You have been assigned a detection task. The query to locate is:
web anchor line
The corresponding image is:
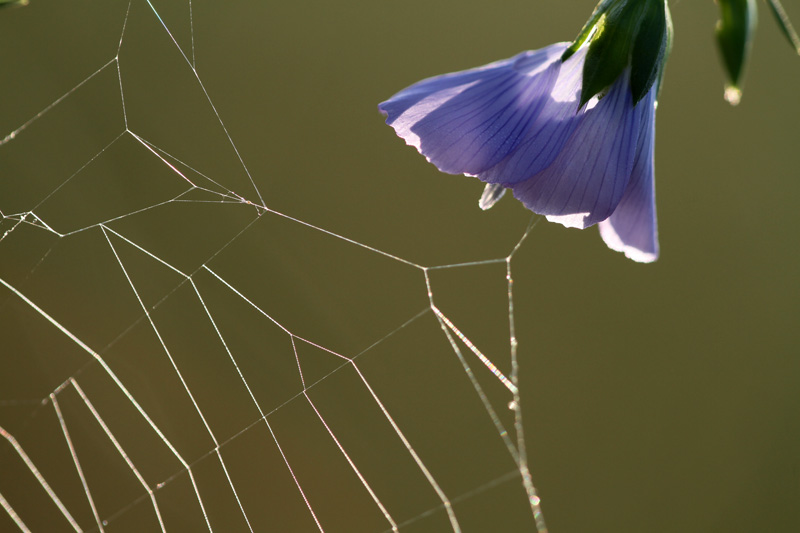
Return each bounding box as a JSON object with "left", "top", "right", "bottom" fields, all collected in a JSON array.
[{"left": 423, "top": 216, "right": 549, "bottom": 533}]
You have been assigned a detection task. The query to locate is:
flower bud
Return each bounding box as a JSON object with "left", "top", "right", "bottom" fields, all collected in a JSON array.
[{"left": 715, "top": 0, "right": 757, "bottom": 106}]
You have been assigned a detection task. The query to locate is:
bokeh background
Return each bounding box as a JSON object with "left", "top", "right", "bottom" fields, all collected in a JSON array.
[{"left": 0, "top": 1, "right": 798, "bottom": 532}]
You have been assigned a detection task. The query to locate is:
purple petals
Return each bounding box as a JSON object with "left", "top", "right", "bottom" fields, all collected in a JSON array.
[
  {"left": 379, "top": 44, "right": 567, "bottom": 176},
  {"left": 598, "top": 89, "right": 659, "bottom": 262},
  {"left": 478, "top": 47, "right": 587, "bottom": 185},
  {"left": 510, "top": 70, "right": 641, "bottom": 228},
  {"left": 379, "top": 41, "right": 663, "bottom": 261}
]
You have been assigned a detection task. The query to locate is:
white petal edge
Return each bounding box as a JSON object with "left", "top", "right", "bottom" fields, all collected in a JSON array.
[{"left": 598, "top": 219, "right": 658, "bottom": 263}]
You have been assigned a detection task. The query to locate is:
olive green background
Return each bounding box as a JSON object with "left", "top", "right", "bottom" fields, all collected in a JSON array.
[{"left": 0, "top": 1, "right": 798, "bottom": 532}]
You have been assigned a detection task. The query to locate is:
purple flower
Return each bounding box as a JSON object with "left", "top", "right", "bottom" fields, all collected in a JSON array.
[{"left": 379, "top": 42, "right": 660, "bottom": 263}]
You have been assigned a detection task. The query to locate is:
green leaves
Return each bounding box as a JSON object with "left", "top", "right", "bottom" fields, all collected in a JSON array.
[
  {"left": 565, "top": 0, "right": 797, "bottom": 109},
  {"left": 714, "top": 0, "right": 799, "bottom": 105},
  {"left": 630, "top": 0, "right": 670, "bottom": 104},
  {"left": 566, "top": 0, "right": 671, "bottom": 109},
  {"left": 562, "top": 0, "right": 616, "bottom": 62},
  {"left": 715, "top": 0, "right": 757, "bottom": 105},
  {"left": 579, "top": 3, "right": 640, "bottom": 109}
]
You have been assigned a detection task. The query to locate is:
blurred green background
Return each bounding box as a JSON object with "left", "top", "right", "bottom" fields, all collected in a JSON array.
[{"left": 0, "top": 1, "right": 798, "bottom": 532}]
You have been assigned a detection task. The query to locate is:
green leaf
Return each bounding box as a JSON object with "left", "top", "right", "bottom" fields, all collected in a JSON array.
[
  {"left": 766, "top": 0, "right": 800, "bottom": 55},
  {"left": 562, "top": 0, "right": 619, "bottom": 62},
  {"left": 715, "top": 0, "right": 757, "bottom": 93},
  {"left": 630, "top": 0, "right": 668, "bottom": 105},
  {"left": 579, "top": 0, "right": 643, "bottom": 108},
  {"left": 654, "top": 3, "right": 674, "bottom": 100}
]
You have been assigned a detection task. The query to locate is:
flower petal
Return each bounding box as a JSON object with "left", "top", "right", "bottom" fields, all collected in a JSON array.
[
  {"left": 509, "top": 69, "right": 642, "bottom": 229},
  {"left": 378, "top": 44, "right": 568, "bottom": 176},
  {"left": 478, "top": 46, "right": 588, "bottom": 185},
  {"left": 479, "top": 182, "right": 506, "bottom": 210},
  {"left": 598, "top": 89, "right": 659, "bottom": 262}
]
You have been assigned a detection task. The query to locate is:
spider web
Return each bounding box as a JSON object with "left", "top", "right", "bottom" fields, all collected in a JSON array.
[{"left": 0, "top": 1, "right": 553, "bottom": 531}]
